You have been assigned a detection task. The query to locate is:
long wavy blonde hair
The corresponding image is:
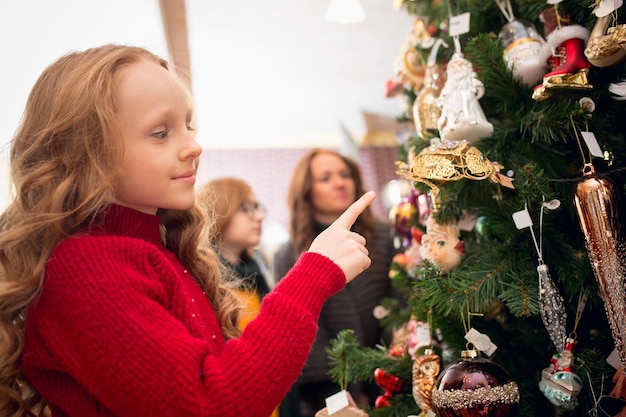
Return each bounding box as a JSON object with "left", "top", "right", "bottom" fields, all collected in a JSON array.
[{"left": 0, "top": 44, "right": 241, "bottom": 416}]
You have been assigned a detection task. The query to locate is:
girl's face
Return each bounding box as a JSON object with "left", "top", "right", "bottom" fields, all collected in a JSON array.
[
  {"left": 222, "top": 195, "right": 265, "bottom": 252},
  {"left": 310, "top": 153, "right": 356, "bottom": 224},
  {"left": 114, "top": 59, "right": 202, "bottom": 215}
]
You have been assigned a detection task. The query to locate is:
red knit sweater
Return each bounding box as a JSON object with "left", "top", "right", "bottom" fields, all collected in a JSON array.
[{"left": 23, "top": 205, "right": 346, "bottom": 417}]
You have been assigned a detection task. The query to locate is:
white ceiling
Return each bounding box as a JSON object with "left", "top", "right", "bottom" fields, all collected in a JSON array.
[{"left": 0, "top": 0, "right": 413, "bottom": 205}]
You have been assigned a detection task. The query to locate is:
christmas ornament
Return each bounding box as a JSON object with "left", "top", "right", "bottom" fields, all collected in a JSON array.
[
  {"left": 538, "top": 337, "right": 583, "bottom": 410},
  {"left": 412, "top": 348, "right": 441, "bottom": 416},
  {"left": 373, "top": 368, "right": 404, "bottom": 408},
  {"left": 413, "top": 38, "right": 447, "bottom": 138},
  {"left": 419, "top": 215, "right": 465, "bottom": 272},
  {"left": 584, "top": 1, "right": 626, "bottom": 67},
  {"left": 519, "top": 198, "right": 568, "bottom": 355},
  {"left": 574, "top": 163, "right": 626, "bottom": 373},
  {"left": 388, "top": 188, "right": 432, "bottom": 248},
  {"left": 437, "top": 49, "right": 493, "bottom": 143},
  {"left": 396, "top": 139, "right": 504, "bottom": 206},
  {"left": 532, "top": 24, "right": 593, "bottom": 100},
  {"left": 432, "top": 349, "right": 520, "bottom": 417},
  {"left": 495, "top": 0, "right": 547, "bottom": 87},
  {"left": 538, "top": 263, "right": 567, "bottom": 355},
  {"left": 394, "top": 18, "right": 433, "bottom": 90}
]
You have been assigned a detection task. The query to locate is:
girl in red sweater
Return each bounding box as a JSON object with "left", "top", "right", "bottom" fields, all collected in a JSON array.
[{"left": 0, "top": 44, "right": 373, "bottom": 417}]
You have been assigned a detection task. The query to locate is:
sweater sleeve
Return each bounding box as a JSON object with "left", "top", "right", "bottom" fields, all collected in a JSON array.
[{"left": 23, "top": 236, "right": 345, "bottom": 417}]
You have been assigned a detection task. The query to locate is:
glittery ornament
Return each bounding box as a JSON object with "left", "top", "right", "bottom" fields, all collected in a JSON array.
[
  {"left": 412, "top": 349, "right": 441, "bottom": 416},
  {"left": 584, "top": 1, "right": 626, "bottom": 68},
  {"left": 396, "top": 139, "right": 503, "bottom": 206},
  {"left": 573, "top": 163, "right": 626, "bottom": 373},
  {"left": 538, "top": 263, "right": 567, "bottom": 352},
  {"left": 432, "top": 349, "right": 519, "bottom": 417}
]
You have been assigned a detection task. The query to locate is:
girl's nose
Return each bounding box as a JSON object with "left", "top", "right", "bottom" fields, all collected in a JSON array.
[{"left": 181, "top": 133, "right": 202, "bottom": 160}]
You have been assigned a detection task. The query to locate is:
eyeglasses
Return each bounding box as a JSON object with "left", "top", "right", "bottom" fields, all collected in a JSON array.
[{"left": 238, "top": 201, "right": 266, "bottom": 218}]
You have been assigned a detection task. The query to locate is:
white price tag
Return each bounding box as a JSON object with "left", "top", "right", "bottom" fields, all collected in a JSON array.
[
  {"left": 581, "top": 131, "right": 604, "bottom": 158},
  {"left": 326, "top": 390, "right": 350, "bottom": 415},
  {"left": 415, "top": 323, "right": 432, "bottom": 349},
  {"left": 512, "top": 209, "right": 533, "bottom": 230},
  {"left": 607, "top": 348, "right": 622, "bottom": 370},
  {"left": 594, "top": 0, "right": 622, "bottom": 17},
  {"left": 546, "top": 0, "right": 563, "bottom": 4},
  {"left": 449, "top": 12, "right": 470, "bottom": 37},
  {"left": 465, "top": 328, "right": 498, "bottom": 356}
]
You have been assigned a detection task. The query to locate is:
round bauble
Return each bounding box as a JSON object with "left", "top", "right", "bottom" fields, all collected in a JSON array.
[{"left": 432, "top": 350, "right": 520, "bottom": 417}]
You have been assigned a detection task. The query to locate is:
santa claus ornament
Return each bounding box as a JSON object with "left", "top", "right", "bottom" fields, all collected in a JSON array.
[
  {"left": 538, "top": 337, "right": 583, "bottom": 410},
  {"left": 436, "top": 44, "right": 493, "bottom": 143},
  {"left": 432, "top": 349, "right": 520, "bottom": 417}
]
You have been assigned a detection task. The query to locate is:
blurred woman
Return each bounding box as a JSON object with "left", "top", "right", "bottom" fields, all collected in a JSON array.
[{"left": 275, "top": 149, "right": 399, "bottom": 417}]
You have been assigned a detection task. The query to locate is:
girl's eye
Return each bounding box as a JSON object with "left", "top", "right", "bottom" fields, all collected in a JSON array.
[
  {"left": 187, "top": 125, "right": 195, "bottom": 132},
  {"left": 152, "top": 130, "right": 168, "bottom": 139}
]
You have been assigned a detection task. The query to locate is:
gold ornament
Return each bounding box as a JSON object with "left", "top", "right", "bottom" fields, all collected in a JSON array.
[
  {"left": 394, "top": 19, "right": 433, "bottom": 90},
  {"left": 413, "top": 38, "right": 447, "bottom": 138},
  {"left": 573, "top": 163, "right": 626, "bottom": 374},
  {"left": 412, "top": 349, "right": 441, "bottom": 416},
  {"left": 396, "top": 139, "right": 503, "bottom": 206},
  {"left": 585, "top": 10, "right": 626, "bottom": 67}
]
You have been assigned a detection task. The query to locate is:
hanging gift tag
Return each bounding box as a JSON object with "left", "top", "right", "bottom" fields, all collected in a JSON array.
[
  {"left": 449, "top": 12, "right": 470, "bottom": 37},
  {"left": 512, "top": 208, "right": 533, "bottom": 230},
  {"left": 608, "top": 348, "right": 622, "bottom": 370},
  {"left": 594, "top": 0, "right": 622, "bottom": 17},
  {"left": 546, "top": 0, "right": 564, "bottom": 4},
  {"left": 465, "top": 328, "right": 498, "bottom": 356},
  {"left": 458, "top": 211, "right": 478, "bottom": 232},
  {"left": 415, "top": 322, "right": 433, "bottom": 349},
  {"left": 326, "top": 391, "right": 350, "bottom": 415},
  {"left": 581, "top": 131, "right": 604, "bottom": 157},
  {"left": 495, "top": 172, "right": 515, "bottom": 189}
]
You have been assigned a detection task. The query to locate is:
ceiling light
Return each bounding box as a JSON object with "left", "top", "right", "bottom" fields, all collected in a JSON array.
[{"left": 325, "top": 0, "right": 366, "bottom": 24}]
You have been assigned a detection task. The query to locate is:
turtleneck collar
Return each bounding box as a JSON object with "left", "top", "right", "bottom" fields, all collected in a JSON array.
[{"left": 90, "top": 204, "right": 163, "bottom": 246}]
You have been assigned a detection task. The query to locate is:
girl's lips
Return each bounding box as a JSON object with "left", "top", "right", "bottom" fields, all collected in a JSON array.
[{"left": 173, "top": 172, "right": 196, "bottom": 184}]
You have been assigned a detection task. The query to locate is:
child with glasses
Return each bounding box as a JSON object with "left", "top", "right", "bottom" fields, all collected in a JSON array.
[{"left": 197, "top": 177, "right": 273, "bottom": 330}]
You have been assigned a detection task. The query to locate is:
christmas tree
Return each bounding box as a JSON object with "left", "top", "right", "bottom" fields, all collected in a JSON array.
[{"left": 327, "top": 1, "right": 626, "bottom": 416}]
